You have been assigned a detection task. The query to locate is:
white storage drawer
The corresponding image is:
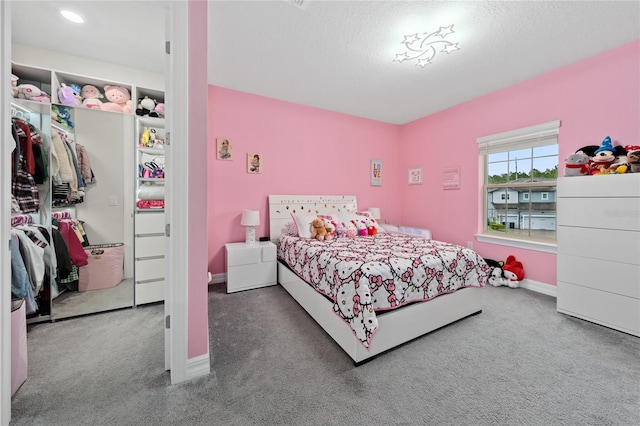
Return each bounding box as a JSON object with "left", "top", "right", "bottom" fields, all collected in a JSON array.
[
  {"left": 135, "top": 279, "right": 164, "bottom": 305},
  {"left": 557, "top": 281, "right": 640, "bottom": 336},
  {"left": 135, "top": 212, "right": 165, "bottom": 235},
  {"left": 226, "top": 242, "right": 276, "bottom": 266},
  {"left": 135, "top": 258, "right": 166, "bottom": 282},
  {"left": 557, "top": 226, "right": 640, "bottom": 265},
  {"left": 557, "top": 254, "right": 640, "bottom": 299},
  {"left": 135, "top": 235, "right": 165, "bottom": 258},
  {"left": 558, "top": 198, "right": 640, "bottom": 231},
  {"left": 227, "top": 263, "right": 277, "bottom": 292}
]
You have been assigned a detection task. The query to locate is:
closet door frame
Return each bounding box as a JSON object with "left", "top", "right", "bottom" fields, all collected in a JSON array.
[{"left": 1, "top": 2, "right": 13, "bottom": 424}]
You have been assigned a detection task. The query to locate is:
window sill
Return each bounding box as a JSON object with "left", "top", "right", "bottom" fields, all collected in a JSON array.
[{"left": 475, "top": 233, "right": 557, "bottom": 254}]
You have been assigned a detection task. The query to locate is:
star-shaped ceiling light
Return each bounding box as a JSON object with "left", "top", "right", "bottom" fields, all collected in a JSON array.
[{"left": 393, "top": 24, "right": 460, "bottom": 68}]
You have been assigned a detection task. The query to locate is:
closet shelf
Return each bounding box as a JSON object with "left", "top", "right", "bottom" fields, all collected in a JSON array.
[{"left": 138, "top": 178, "right": 165, "bottom": 183}]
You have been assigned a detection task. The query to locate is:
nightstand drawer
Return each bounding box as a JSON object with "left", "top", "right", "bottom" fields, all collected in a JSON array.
[
  {"left": 227, "top": 263, "right": 277, "bottom": 292},
  {"left": 226, "top": 242, "right": 276, "bottom": 266}
]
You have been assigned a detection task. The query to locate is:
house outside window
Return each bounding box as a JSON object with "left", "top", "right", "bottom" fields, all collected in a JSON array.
[{"left": 477, "top": 121, "right": 559, "bottom": 245}]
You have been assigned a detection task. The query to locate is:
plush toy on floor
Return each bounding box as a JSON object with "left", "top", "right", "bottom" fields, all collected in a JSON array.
[
  {"left": 502, "top": 255, "right": 524, "bottom": 288},
  {"left": 484, "top": 258, "right": 508, "bottom": 287},
  {"left": 310, "top": 218, "right": 330, "bottom": 241}
]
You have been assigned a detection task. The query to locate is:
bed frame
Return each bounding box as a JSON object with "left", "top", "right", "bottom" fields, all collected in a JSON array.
[{"left": 269, "top": 195, "right": 483, "bottom": 364}]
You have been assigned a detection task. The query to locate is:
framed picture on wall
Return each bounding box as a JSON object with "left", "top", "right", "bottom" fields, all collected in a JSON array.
[
  {"left": 216, "top": 138, "right": 233, "bottom": 160},
  {"left": 247, "top": 153, "right": 262, "bottom": 174},
  {"left": 370, "top": 160, "right": 382, "bottom": 186},
  {"left": 408, "top": 167, "right": 423, "bottom": 185}
]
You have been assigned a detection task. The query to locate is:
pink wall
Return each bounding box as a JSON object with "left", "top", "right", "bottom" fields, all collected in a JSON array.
[
  {"left": 187, "top": 0, "right": 209, "bottom": 358},
  {"left": 401, "top": 39, "right": 640, "bottom": 285},
  {"left": 207, "top": 40, "right": 639, "bottom": 286},
  {"left": 207, "top": 87, "right": 402, "bottom": 274}
]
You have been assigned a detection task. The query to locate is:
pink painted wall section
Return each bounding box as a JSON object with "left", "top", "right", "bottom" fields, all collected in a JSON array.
[
  {"left": 207, "top": 87, "right": 402, "bottom": 275},
  {"left": 401, "top": 39, "right": 640, "bottom": 286},
  {"left": 187, "top": 0, "right": 209, "bottom": 359}
]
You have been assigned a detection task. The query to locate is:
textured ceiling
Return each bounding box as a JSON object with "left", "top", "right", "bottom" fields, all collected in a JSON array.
[{"left": 11, "top": 1, "right": 640, "bottom": 125}]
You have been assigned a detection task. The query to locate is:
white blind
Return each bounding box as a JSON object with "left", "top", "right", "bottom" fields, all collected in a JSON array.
[{"left": 477, "top": 120, "right": 560, "bottom": 155}]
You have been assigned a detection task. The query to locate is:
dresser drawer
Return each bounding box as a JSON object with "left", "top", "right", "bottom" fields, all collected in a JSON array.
[
  {"left": 557, "top": 254, "right": 640, "bottom": 298},
  {"left": 135, "top": 212, "right": 165, "bottom": 235},
  {"left": 557, "top": 197, "right": 640, "bottom": 231},
  {"left": 135, "top": 258, "right": 165, "bottom": 282},
  {"left": 558, "top": 281, "right": 640, "bottom": 336},
  {"left": 557, "top": 226, "right": 640, "bottom": 265},
  {"left": 135, "top": 235, "right": 165, "bottom": 258},
  {"left": 135, "top": 279, "right": 164, "bottom": 305}
]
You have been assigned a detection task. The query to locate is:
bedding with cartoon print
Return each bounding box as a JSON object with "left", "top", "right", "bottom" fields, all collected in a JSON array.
[{"left": 278, "top": 233, "right": 490, "bottom": 349}]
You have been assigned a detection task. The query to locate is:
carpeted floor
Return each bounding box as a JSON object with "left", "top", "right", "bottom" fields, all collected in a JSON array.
[{"left": 10, "top": 284, "right": 640, "bottom": 426}]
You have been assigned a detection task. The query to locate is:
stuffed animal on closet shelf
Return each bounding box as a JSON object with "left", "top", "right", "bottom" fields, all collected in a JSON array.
[
  {"left": 136, "top": 96, "right": 157, "bottom": 117},
  {"left": 80, "top": 85, "right": 104, "bottom": 110},
  {"left": 101, "top": 85, "right": 132, "bottom": 113},
  {"left": 10, "top": 74, "right": 19, "bottom": 98},
  {"left": 58, "top": 83, "right": 82, "bottom": 106},
  {"left": 16, "top": 84, "right": 50, "bottom": 103},
  {"left": 153, "top": 102, "right": 165, "bottom": 118},
  {"left": 310, "top": 217, "right": 330, "bottom": 241}
]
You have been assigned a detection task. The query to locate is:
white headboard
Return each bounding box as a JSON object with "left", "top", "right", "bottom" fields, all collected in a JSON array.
[{"left": 268, "top": 195, "right": 358, "bottom": 242}]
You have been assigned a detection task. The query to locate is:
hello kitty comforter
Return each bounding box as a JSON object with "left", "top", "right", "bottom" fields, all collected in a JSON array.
[{"left": 277, "top": 232, "right": 490, "bottom": 349}]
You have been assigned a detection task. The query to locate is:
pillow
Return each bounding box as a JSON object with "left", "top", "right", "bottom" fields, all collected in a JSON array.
[
  {"left": 282, "top": 221, "right": 298, "bottom": 236},
  {"left": 337, "top": 211, "right": 385, "bottom": 233},
  {"left": 290, "top": 212, "right": 337, "bottom": 238}
]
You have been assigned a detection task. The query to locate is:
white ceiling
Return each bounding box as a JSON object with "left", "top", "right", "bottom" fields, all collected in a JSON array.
[{"left": 11, "top": 1, "right": 640, "bottom": 125}]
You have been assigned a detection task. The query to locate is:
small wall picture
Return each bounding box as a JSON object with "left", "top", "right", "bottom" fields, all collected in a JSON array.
[
  {"left": 216, "top": 138, "right": 233, "bottom": 160},
  {"left": 247, "top": 152, "right": 262, "bottom": 174},
  {"left": 370, "top": 159, "right": 382, "bottom": 186},
  {"left": 408, "top": 167, "right": 423, "bottom": 185}
]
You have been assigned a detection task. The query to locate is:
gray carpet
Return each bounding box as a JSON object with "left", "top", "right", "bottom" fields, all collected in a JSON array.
[
  {"left": 52, "top": 278, "right": 134, "bottom": 320},
  {"left": 10, "top": 284, "right": 640, "bottom": 426}
]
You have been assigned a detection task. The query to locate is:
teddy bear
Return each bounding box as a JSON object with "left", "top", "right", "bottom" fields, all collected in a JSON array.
[
  {"left": 564, "top": 152, "right": 590, "bottom": 177},
  {"left": 310, "top": 217, "right": 330, "bottom": 241},
  {"left": 625, "top": 146, "right": 640, "bottom": 173},
  {"left": 101, "top": 85, "right": 133, "bottom": 113},
  {"left": 80, "top": 84, "right": 104, "bottom": 109}
]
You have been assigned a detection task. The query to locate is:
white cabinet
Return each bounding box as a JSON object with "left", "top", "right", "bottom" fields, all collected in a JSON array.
[
  {"left": 225, "top": 242, "right": 277, "bottom": 293},
  {"left": 556, "top": 174, "right": 640, "bottom": 336}
]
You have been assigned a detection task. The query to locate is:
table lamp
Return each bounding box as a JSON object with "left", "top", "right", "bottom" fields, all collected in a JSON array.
[{"left": 241, "top": 210, "right": 260, "bottom": 243}]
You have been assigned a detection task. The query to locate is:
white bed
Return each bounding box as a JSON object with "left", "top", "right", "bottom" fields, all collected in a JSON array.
[{"left": 269, "top": 195, "right": 486, "bottom": 364}]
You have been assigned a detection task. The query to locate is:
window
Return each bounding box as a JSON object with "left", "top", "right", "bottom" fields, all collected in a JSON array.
[{"left": 478, "top": 120, "right": 559, "bottom": 245}]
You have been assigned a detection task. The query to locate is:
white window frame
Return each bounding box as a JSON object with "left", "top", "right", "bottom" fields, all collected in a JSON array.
[
  {"left": 522, "top": 192, "right": 530, "bottom": 201},
  {"left": 476, "top": 120, "right": 560, "bottom": 253},
  {"left": 541, "top": 192, "right": 549, "bottom": 201}
]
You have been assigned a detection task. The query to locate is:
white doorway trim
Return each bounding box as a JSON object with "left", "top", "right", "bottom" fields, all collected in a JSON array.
[{"left": 1, "top": 1, "right": 12, "bottom": 423}]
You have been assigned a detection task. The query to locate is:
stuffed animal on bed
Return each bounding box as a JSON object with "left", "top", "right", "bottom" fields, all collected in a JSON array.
[
  {"left": 310, "top": 217, "right": 330, "bottom": 241},
  {"left": 345, "top": 221, "right": 357, "bottom": 238}
]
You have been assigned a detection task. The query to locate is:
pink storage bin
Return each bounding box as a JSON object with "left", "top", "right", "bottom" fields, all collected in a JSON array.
[
  {"left": 12, "top": 299, "right": 27, "bottom": 396},
  {"left": 78, "top": 243, "right": 124, "bottom": 291}
]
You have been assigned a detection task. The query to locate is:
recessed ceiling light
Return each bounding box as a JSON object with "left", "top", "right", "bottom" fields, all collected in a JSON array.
[{"left": 60, "top": 10, "right": 84, "bottom": 24}]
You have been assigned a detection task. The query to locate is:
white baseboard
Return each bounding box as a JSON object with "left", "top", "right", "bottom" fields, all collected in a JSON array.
[
  {"left": 208, "top": 272, "right": 226, "bottom": 285},
  {"left": 519, "top": 279, "right": 557, "bottom": 297},
  {"left": 186, "top": 353, "right": 210, "bottom": 380}
]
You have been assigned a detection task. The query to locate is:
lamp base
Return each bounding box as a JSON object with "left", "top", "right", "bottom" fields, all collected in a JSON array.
[{"left": 245, "top": 226, "right": 256, "bottom": 244}]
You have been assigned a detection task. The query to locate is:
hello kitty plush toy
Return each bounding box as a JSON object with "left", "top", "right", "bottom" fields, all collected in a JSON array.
[
  {"left": 345, "top": 221, "right": 357, "bottom": 238},
  {"left": 354, "top": 220, "right": 368, "bottom": 236},
  {"left": 334, "top": 222, "right": 346, "bottom": 238}
]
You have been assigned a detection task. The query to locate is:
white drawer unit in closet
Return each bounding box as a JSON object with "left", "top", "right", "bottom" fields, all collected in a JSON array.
[
  {"left": 225, "top": 241, "right": 277, "bottom": 293},
  {"left": 134, "top": 212, "right": 166, "bottom": 304},
  {"left": 556, "top": 174, "right": 640, "bottom": 337}
]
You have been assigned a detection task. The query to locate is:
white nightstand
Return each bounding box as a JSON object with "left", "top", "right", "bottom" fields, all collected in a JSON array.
[{"left": 225, "top": 241, "right": 277, "bottom": 293}]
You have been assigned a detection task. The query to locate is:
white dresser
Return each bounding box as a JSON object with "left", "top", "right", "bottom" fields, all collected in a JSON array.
[
  {"left": 225, "top": 241, "right": 277, "bottom": 293},
  {"left": 556, "top": 174, "right": 640, "bottom": 336},
  {"left": 134, "top": 212, "right": 166, "bottom": 304}
]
